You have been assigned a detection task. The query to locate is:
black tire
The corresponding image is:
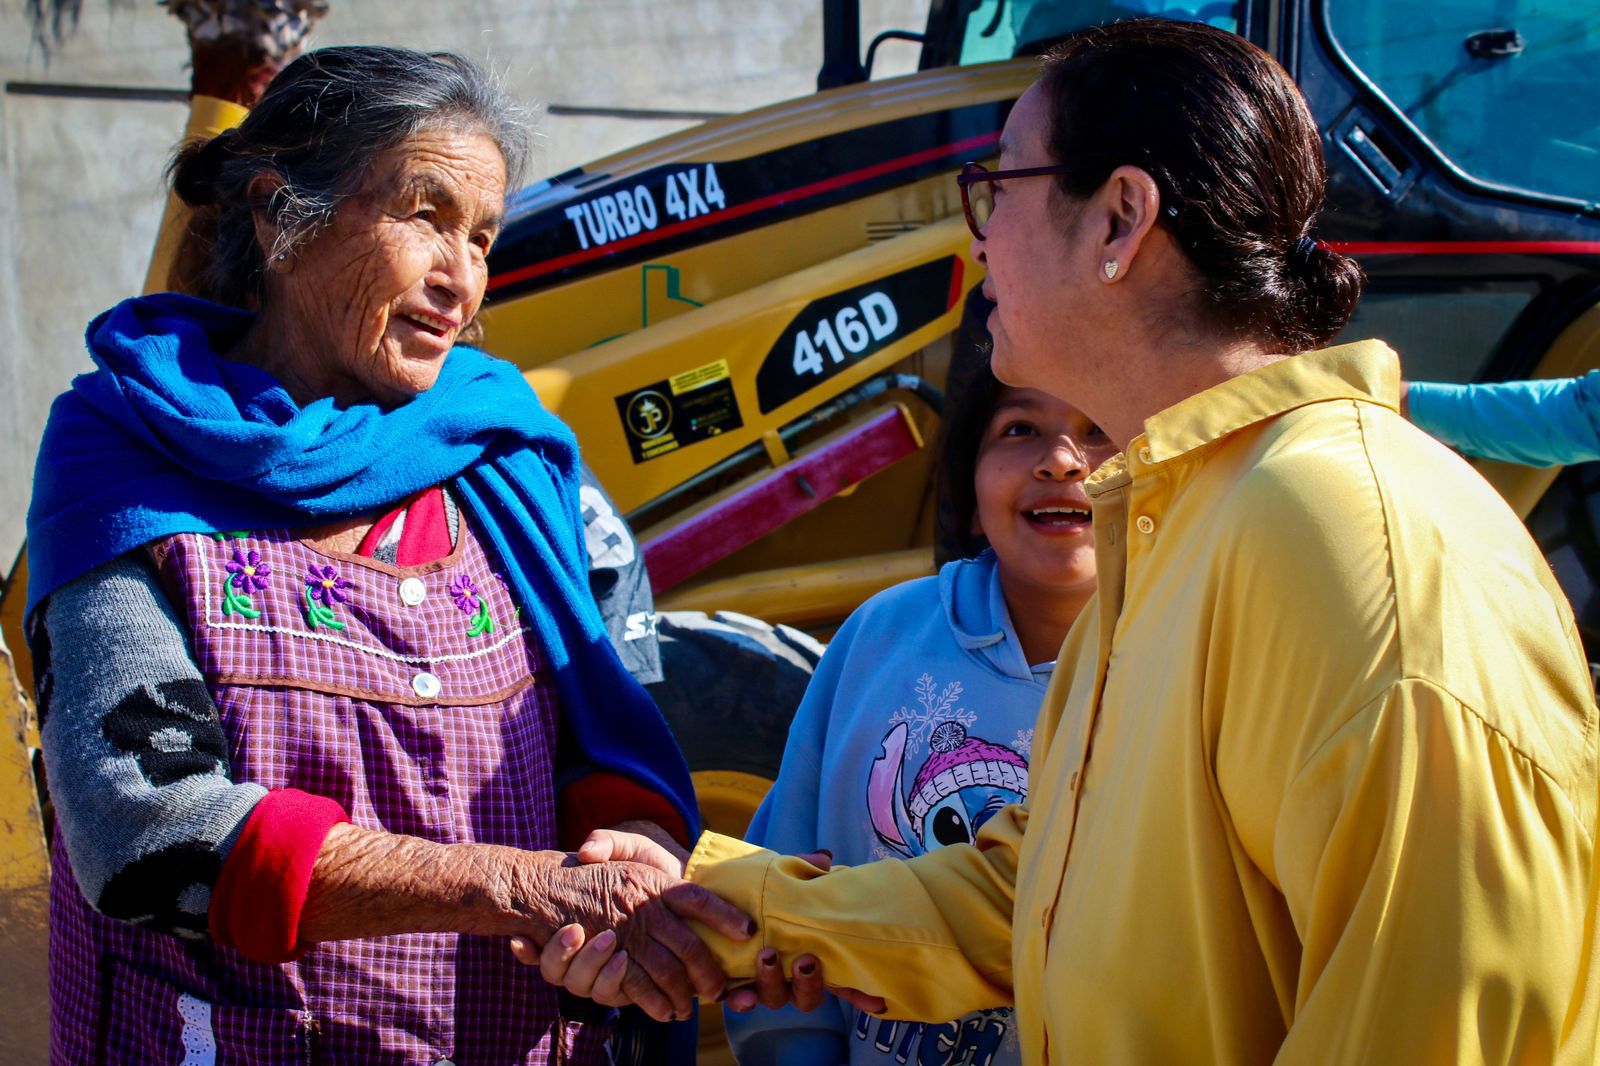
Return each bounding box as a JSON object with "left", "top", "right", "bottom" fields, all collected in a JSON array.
[{"left": 646, "top": 610, "right": 823, "bottom": 818}]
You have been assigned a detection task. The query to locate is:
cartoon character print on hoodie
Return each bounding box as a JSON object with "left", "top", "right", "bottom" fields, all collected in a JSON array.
[
  {"left": 868, "top": 690, "right": 1029, "bottom": 859},
  {"left": 856, "top": 681, "right": 1029, "bottom": 1065},
  {"left": 725, "top": 550, "right": 1042, "bottom": 1066}
]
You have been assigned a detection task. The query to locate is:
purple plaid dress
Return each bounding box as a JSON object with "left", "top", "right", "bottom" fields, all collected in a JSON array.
[{"left": 49, "top": 520, "right": 612, "bottom": 1064}]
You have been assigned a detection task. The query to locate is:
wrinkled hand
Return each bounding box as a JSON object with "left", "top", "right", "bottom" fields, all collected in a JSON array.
[
  {"left": 564, "top": 837, "right": 889, "bottom": 1017},
  {"left": 514, "top": 854, "right": 752, "bottom": 1023}
]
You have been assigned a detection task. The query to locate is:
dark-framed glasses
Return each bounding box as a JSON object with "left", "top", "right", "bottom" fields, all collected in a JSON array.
[{"left": 955, "top": 160, "right": 1074, "bottom": 240}]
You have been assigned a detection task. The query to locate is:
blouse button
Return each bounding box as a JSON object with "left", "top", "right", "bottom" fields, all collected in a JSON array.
[
  {"left": 412, "top": 671, "right": 442, "bottom": 700},
  {"left": 399, "top": 577, "right": 427, "bottom": 606},
  {"left": 1135, "top": 514, "right": 1156, "bottom": 535},
  {"left": 1138, "top": 446, "right": 1152, "bottom": 464}
]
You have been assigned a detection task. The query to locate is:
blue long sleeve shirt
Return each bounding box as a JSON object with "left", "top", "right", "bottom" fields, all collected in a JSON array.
[
  {"left": 723, "top": 550, "right": 1046, "bottom": 1066},
  {"left": 1408, "top": 372, "right": 1600, "bottom": 466}
]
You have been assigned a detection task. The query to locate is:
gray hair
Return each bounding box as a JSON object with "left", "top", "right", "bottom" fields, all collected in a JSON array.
[{"left": 170, "top": 45, "right": 530, "bottom": 308}]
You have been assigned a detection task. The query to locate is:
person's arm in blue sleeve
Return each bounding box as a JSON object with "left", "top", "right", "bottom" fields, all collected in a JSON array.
[
  {"left": 1406, "top": 371, "right": 1600, "bottom": 466},
  {"left": 722, "top": 615, "right": 865, "bottom": 1066}
]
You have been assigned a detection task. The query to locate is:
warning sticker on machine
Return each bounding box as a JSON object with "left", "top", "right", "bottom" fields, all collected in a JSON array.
[{"left": 616, "top": 359, "right": 743, "bottom": 463}]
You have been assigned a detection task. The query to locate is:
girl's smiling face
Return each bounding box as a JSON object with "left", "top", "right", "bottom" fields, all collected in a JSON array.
[{"left": 973, "top": 385, "right": 1115, "bottom": 618}]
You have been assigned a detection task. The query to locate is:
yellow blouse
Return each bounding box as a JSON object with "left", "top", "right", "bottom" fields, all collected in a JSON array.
[{"left": 689, "top": 340, "right": 1600, "bottom": 1064}]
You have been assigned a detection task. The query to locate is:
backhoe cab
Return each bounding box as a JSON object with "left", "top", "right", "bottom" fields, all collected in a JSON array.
[{"left": 477, "top": 0, "right": 1599, "bottom": 638}]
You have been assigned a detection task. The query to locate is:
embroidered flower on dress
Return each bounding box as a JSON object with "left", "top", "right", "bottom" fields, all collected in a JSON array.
[
  {"left": 306, "top": 564, "right": 352, "bottom": 606},
  {"left": 225, "top": 549, "right": 271, "bottom": 591},
  {"left": 219, "top": 547, "right": 268, "bottom": 619},
  {"left": 450, "top": 573, "right": 497, "bottom": 637},
  {"left": 450, "top": 574, "right": 480, "bottom": 612},
  {"left": 301, "top": 564, "right": 350, "bottom": 631}
]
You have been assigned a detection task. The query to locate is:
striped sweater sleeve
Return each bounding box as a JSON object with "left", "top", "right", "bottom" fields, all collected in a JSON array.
[{"left": 28, "top": 551, "right": 267, "bottom": 939}]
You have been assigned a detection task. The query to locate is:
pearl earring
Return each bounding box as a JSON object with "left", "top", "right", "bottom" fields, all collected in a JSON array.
[{"left": 1103, "top": 259, "right": 1119, "bottom": 280}]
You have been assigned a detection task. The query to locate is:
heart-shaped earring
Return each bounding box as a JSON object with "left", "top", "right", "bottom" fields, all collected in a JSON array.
[{"left": 1103, "top": 259, "right": 1119, "bottom": 280}]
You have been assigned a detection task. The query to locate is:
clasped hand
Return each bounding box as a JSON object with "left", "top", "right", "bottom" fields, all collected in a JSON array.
[{"left": 509, "top": 829, "right": 887, "bottom": 1021}]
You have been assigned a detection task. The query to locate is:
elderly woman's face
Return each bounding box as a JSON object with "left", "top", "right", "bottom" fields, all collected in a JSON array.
[{"left": 272, "top": 127, "right": 506, "bottom": 406}]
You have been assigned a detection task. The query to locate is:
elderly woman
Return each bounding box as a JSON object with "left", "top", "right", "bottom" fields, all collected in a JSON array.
[
  {"left": 564, "top": 19, "right": 1600, "bottom": 1064},
  {"left": 24, "top": 46, "right": 751, "bottom": 1064}
]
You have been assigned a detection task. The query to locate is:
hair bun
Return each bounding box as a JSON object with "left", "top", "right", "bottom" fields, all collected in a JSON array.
[
  {"left": 170, "top": 130, "right": 238, "bottom": 208},
  {"left": 1287, "top": 236, "right": 1319, "bottom": 273},
  {"left": 1286, "top": 236, "right": 1364, "bottom": 348}
]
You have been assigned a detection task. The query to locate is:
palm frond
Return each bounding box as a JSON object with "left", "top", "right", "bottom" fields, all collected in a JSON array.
[
  {"left": 160, "top": 0, "right": 330, "bottom": 61},
  {"left": 24, "top": 0, "right": 328, "bottom": 63},
  {"left": 26, "top": 0, "right": 84, "bottom": 62}
]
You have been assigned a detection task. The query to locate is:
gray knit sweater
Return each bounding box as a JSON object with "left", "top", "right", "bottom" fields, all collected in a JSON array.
[{"left": 29, "top": 551, "right": 263, "bottom": 939}]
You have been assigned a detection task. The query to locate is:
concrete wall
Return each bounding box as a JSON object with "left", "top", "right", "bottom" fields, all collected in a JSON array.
[{"left": 0, "top": 0, "right": 927, "bottom": 568}]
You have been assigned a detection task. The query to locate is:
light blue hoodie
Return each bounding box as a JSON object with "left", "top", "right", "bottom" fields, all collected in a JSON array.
[
  {"left": 1408, "top": 371, "right": 1600, "bottom": 467},
  {"left": 724, "top": 550, "right": 1049, "bottom": 1066}
]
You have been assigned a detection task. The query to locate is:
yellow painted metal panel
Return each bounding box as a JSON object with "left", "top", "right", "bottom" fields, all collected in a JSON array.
[
  {"left": 480, "top": 175, "right": 979, "bottom": 366},
  {"left": 524, "top": 215, "right": 979, "bottom": 514},
  {"left": 2, "top": 551, "right": 31, "bottom": 699},
  {"left": 655, "top": 547, "right": 936, "bottom": 630},
  {"left": 142, "top": 95, "right": 251, "bottom": 296},
  {"left": 0, "top": 553, "right": 49, "bottom": 1065},
  {"left": 479, "top": 63, "right": 1030, "bottom": 368}
]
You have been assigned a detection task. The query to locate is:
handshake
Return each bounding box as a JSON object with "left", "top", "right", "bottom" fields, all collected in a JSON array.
[{"left": 506, "top": 826, "right": 886, "bottom": 1023}]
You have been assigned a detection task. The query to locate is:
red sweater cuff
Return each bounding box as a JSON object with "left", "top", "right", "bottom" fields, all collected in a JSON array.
[
  {"left": 558, "top": 772, "right": 690, "bottom": 850},
  {"left": 210, "top": 789, "right": 349, "bottom": 964}
]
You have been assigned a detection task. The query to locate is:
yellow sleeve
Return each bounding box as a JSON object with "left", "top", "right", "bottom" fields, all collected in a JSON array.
[
  {"left": 686, "top": 800, "right": 1024, "bottom": 1021},
  {"left": 1265, "top": 678, "right": 1595, "bottom": 1063}
]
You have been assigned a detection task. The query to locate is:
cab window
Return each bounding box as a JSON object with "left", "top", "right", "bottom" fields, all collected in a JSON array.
[
  {"left": 1337, "top": 281, "right": 1543, "bottom": 382},
  {"left": 956, "top": 0, "right": 1241, "bottom": 64},
  {"left": 1326, "top": 0, "right": 1599, "bottom": 204}
]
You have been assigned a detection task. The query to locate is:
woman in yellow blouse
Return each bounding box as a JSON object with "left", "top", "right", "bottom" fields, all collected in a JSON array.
[{"left": 553, "top": 19, "right": 1600, "bottom": 1064}]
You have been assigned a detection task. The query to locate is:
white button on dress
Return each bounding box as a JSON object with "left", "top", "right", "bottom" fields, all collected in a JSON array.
[
  {"left": 399, "top": 577, "right": 427, "bottom": 606},
  {"left": 1135, "top": 514, "right": 1156, "bottom": 534},
  {"left": 412, "top": 671, "right": 442, "bottom": 699}
]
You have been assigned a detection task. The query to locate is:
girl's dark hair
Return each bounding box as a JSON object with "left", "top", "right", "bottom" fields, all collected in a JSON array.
[
  {"left": 935, "top": 298, "right": 1006, "bottom": 563},
  {"left": 168, "top": 45, "right": 529, "bottom": 308},
  {"left": 1039, "top": 19, "right": 1362, "bottom": 350}
]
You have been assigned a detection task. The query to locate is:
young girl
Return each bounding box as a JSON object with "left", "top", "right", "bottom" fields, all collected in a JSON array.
[{"left": 722, "top": 359, "right": 1116, "bottom": 1066}]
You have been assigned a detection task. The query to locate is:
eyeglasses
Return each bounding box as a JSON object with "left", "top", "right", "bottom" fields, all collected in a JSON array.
[{"left": 955, "top": 160, "right": 1074, "bottom": 240}]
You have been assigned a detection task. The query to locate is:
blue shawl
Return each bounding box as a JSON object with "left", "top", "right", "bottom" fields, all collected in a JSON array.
[{"left": 27, "top": 292, "right": 698, "bottom": 837}]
